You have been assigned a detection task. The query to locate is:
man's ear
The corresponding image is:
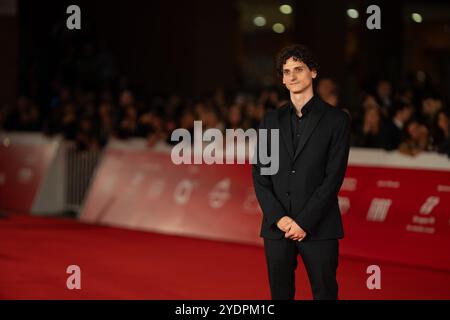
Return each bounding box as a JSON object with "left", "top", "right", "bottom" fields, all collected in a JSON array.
[{"left": 311, "top": 69, "right": 318, "bottom": 79}]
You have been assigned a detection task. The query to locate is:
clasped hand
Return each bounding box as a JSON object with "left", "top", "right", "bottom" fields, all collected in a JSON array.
[{"left": 276, "top": 216, "right": 306, "bottom": 242}]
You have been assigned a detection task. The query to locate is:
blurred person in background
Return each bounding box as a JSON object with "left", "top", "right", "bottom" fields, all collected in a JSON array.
[
  {"left": 254, "top": 102, "right": 266, "bottom": 122},
  {"left": 362, "top": 94, "right": 380, "bottom": 111},
  {"left": 242, "top": 99, "right": 260, "bottom": 129},
  {"left": 351, "top": 94, "right": 380, "bottom": 133},
  {"left": 200, "top": 105, "right": 224, "bottom": 131},
  {"left": 116, "top": 105, "right": 138, "bottom": 139},
  {"left": 4, "top": 96, "right": 41, "bottom": 132},
  {"left": 267, "top": 88, "right": 281, "bottom": 109},
  {"left": 118, "top": 89, "right": 135, "bottom": 110},
  {"left": 225, "top": 104, "right": 243, "bottom": 130},
  {"left": 353, "top": 105, "right": 383, "bottom": 148},
  {"left": 396, "top": 87, "right": 414, "bottom": 105},
  {"left": 193, "top": 99, "right": 207, "bottom": 120},
  {"left": 76, "top": 116, "right": 100, "bottom": 151},
  {"left": 379, "top": 102, "right": 414, "bottom": 150},
  {"left": 213, "top": 88, "right": 227, "bottom": 117},
  {"left": 375, "top": 80, "right": 394, "bottom": 117},
  {"left": 421, "top": 93, "right": 443, "bottom": 128},
  {"left": 431, "top": 109, "right": 450, "bottom": 156},
  {"left": 49, "top": 86, "right": 72, "bottom": 110},
  {"left": 178, "top": 109, "right": 196, "bottom": 135},
  {"left": 98, "top": 101, "right": 115, "bottom": 146},
  {"left": 398, "top": 119, "right": 431, "bottom": 156},
  {"left": 146, "top": 114, "right": 168, "bottom": 149},
  {"left": 258, "top": 87, "right": 281, "bottom": 110},
  {"left": 60, "top": 103, "right": 78, "bottom": 140},
  {"left": 136, "top": 110, "right": 155, "bottom": 138},
  {"left": 316, "top": 78, "right": 338, "bottom": 107}
]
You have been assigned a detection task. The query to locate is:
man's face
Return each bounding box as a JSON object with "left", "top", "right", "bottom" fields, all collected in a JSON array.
[{"left": 282, "top": 57, "right": 317, "bottom": 94}]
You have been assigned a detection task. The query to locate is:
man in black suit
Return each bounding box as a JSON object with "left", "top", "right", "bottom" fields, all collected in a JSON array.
[{"left": 252, "top": 44, "right": 351, "bottom": 300}]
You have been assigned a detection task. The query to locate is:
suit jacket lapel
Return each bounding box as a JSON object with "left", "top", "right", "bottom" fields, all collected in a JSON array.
[
  {"left": 293, "top": 98, "right": 326, "bottom": 160},
  {"left": 278, "top": 105, "right": 294, "bottom": 159}
]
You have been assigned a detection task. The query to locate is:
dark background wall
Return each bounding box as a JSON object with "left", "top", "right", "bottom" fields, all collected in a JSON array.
[
  {"left": 16, "top": 0, "right": 239, "bottom": 101},
  {"left": 5, "top": 0, "right": 450, "bottom": 109},
  {"left": 0, "top": 2, "right": 18, "bottom": 108}
]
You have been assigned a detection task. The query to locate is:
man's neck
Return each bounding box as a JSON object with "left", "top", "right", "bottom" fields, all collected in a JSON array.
[{"left": 290, "top": 89, "right": 314, "bottom": 116}]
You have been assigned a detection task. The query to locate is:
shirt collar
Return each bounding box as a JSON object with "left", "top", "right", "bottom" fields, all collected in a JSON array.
[{"left": 290, "top": 95, "right": 315, "bottom": 117}]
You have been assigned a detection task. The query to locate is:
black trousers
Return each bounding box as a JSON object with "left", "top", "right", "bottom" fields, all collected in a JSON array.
[{"left": 263, "top": 237, "right": 339, "bottom": 300}]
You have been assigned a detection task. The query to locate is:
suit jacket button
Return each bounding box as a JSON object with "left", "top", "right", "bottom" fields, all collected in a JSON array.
[
  {"left": 286, "top": 192, "right": 290, "bottom": 196},
  {"left": 291, "top": 170, "right": 296, "bottom": 174}
]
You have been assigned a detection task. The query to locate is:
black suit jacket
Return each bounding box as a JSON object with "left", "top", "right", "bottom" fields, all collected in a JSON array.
[{"left": 252, "top": 96, "right": 351, "bottom": 241}]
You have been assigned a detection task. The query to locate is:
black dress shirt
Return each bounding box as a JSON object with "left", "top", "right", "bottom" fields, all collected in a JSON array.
[{"left": 290, "top": 96, "right": 314, "bottom": 151}]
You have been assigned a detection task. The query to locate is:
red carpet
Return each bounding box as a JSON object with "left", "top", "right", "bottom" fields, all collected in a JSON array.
[{"left": 1, "top": 214, "right": 450, "bottom": 300}]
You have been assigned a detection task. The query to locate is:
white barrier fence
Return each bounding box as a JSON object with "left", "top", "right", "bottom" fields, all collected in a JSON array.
[
  {"left": 65, "top": 143, "right": 102, "bottom": 212},
  {"left": 0, "top": 132, "right": 102, "bottom": 215},
  {"left": 1, "top": 132, "right": 449, "bottom": 216}
]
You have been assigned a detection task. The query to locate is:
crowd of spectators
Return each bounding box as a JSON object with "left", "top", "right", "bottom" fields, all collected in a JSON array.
[
  {"left": 350, "top": 80, "right": 450, "bottom": 157},
  {"left": 1, "top": 42, "right": 449, "bottom": 157}
]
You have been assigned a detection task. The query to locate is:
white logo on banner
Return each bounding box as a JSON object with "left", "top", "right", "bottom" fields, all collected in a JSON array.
[
  {"left": 174, "top": 179, "right": 196, "bottom": 205},
  {"left": 419, "top": 196, "right": 440, "bottom": 215},
  {"left": 147, "top": 178, "right": 166, "bottom": 199},
  {"left": 412, "top": 216, "right": 435, "bottom": 225},
  {"left": 437, "top": 185, "right": 450, "bottom": 192},
  {"left": 338, "top": 196, "right": 350, "bottom": 214},
  {"left": 406, "top": 196, "right": 439, "bottom": 234},
  {"left": 376, "top": 180, "right": 400, "bottom": 188},
  {"left": 341, "top": 177, "right": 357, "bottom": 191},
  {"left": 18, "top": 168, "right": 33, "bottom": 183},
  {"left": 366, "top": 198, "right": 392, "bottom": 222},
  {"left": 406, "top": 224, "right": 435, "bottom": 234},
  {"left": 208, "top": 178, "right": 231, "bottom": 209},
  {"left": 66, "top": 265, "right": 81, "bottom": 290}
]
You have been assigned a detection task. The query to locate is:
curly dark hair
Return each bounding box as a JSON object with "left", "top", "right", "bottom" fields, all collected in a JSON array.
[{"left": 275, "top": 44, "right": 319, "bottom": 77}]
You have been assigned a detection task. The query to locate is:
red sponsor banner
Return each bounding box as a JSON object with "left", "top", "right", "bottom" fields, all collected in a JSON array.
[
  {"left": 81, "top": 148, "right": 263, "bottom": 244},
  {"left": 340, "top": 166, "right": 450, "bottom": 271},
  {"left": 0, "top": 134, "right": 59, "bottom": 212},
  {"left": 81, "top": 146, "right": 450, "bottom": 271}
]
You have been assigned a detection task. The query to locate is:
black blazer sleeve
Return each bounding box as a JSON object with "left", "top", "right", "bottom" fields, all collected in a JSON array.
[
  {"left": 294, "top": 112, "right": 351, "bottom": 234},
  {"left": 252, "top": 115, "right": 286, "bottom": 228}
]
